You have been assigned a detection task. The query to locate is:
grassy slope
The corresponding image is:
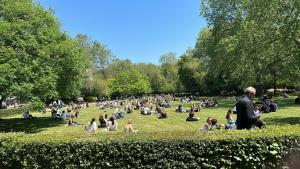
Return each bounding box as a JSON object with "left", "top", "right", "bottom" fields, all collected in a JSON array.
[{"left": 0, "top": 97, "right": 299, "bottom": 142}]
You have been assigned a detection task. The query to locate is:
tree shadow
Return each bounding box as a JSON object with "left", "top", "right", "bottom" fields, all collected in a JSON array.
[
  {"left": 263, "top": 116, "right": 300, "bottom": 125},
  {"left": 0, "top": 117, "right": 66, "bottom": 134}
]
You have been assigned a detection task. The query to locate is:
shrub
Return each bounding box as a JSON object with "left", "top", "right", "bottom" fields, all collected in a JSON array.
[
  {"left": 0, "top": 135, "right": 299, "bottom": 169},
  {"left": 0, "top": 106, "right": 29, "bottom": 118},
  {"left": 28, "top": 97, "right": 45, "bottom": 112},
  {"left": 84, "top": 96, "right": 97, "bottom": 103}
]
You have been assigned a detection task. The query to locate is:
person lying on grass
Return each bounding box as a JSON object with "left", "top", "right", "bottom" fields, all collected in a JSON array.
[
  {"left": 124, "top": 119, "right": 138, "bottom": 133},
  {"left": 23, "top": 111, "right": 34, "bottom": 119},
  {"left": 85, "top": 118, "right": 97, "bottom": 133},
  {"left": 210, "top": 119, "right": 225, "bottom": 130}
]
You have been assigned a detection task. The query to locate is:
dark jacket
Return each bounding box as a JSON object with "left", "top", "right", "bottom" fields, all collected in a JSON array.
[{"left": 236, "top": 95, "right": 259, "bottom": 129}]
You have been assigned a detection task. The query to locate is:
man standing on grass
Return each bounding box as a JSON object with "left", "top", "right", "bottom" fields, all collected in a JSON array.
[{"left": 236, "top": 87, "right": 265, "bottom": 129}]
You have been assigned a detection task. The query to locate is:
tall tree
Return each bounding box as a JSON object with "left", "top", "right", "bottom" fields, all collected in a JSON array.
[
  {"left": 0, "top": 0, "right": 87, "bottom": 105},
  {"left": 197, "top": 0, "right": 300, "bottom": 95}
]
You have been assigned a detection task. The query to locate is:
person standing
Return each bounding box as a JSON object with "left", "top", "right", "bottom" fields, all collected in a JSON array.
[{"left": 236, "top": 87, "right": 265, "bottom": 129}]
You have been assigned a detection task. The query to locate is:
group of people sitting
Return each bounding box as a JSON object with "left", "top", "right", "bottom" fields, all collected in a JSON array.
[
  {"left": 200, "top": 87, "right": 266, "bottom": 131},
  {"left": 84, "top": 114, "right": 137, "bottom": 133},
  {"left": 200, "top": 97, "right": 218, "bottom": 107}
]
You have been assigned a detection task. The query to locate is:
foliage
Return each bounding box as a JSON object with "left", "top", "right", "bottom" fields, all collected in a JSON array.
[
  {"left": 178, "top": 49, "right": 206, "bottom": 93},
  {"left": 83, "top": 96, "right": 97, "bottom": 103},
  {"left": 0, "top": 106, "right": 29, "bottom": 118},
  {"left": 195, "top": 0, "right": 300, "bottom": 95},
  {"left": 159, "top": 52, "right": 181, "bottom": 93},
  {"left": 0, "top": 0, "right": 87, "bottom": 104},
  {"left": 0, "top": 135, "right": 298, "bottom": 168},
  {"left": 111, "top": 69, "right": 151, "bottom": 96},
  {"left": 28, "top": 97, "right": 44, "bottom": 112}
]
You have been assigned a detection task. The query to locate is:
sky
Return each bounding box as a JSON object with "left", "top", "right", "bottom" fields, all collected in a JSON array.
[{"left": 38, "top": 0, "right": 207, "bottom": 64}]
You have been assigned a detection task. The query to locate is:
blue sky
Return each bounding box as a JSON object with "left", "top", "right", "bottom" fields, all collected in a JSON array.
[{"left": 39, "top": 0, "right": 207, "bottom": 64}]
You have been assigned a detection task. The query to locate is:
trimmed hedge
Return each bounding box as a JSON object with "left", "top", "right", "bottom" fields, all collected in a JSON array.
[
  {"left": 0, "top": 136, "right": 299, "bottom": 169},
  {"left": 0, "top": 106, "right": 29, "bottom": 118}
]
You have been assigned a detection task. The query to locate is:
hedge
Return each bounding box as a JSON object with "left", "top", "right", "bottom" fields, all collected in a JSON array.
[
  {"left": 0, "top": 106, "right": 29, "bottom": 118},
  {"left": 0, "top": 135, "right": 299, "bottom": 169}
]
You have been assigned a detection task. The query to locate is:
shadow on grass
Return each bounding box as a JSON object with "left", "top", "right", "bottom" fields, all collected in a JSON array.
[
  {"left": 0, "top": 117, "right": 66, "bottom": 134},
  {"left": 263, "top": 116, "right": 300, "bottom": 125}
]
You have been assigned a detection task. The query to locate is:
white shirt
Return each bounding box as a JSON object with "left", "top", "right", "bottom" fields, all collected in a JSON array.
[{"left": 85, "top": 122, "right": 97, "bottom": 133}]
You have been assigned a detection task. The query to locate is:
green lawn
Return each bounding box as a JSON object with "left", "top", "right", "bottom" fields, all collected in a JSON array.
[{"left": 0, "top": 97, "right": 299, "bottom": 141}]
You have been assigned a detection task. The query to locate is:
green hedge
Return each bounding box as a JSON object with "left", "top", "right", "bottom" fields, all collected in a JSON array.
[
  {"left": 0, "top": 136, "right": 299, "bottom": 169},
  {"left": 0, "top": 106, "right": 29, "bottom": 118}
]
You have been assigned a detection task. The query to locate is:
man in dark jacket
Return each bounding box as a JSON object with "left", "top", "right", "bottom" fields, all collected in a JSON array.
[{"left": 236, "top": 87, "right": 264, "bottom": 129}]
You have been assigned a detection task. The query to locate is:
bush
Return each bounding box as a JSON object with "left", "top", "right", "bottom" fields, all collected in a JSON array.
[
  {"left": 28, "top": 97, "right": 45, "bottom": 112},
  {"left": 0, "top": 135, "right": 299, "bottom": 169},
  {"left": 0, "top": 106, "right": 29, "bottom": 118},
  {"left": 84, "top": 96, "right": 97, "bottom": 103}
]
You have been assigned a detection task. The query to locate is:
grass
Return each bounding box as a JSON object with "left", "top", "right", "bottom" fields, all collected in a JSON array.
[{"left": 0, "top": 97, "right": 299, "bottom": 141}]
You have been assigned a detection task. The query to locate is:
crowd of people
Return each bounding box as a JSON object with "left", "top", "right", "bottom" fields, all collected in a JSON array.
[{"left": 19, "top": 87, "right": 291, "bottom": 134}]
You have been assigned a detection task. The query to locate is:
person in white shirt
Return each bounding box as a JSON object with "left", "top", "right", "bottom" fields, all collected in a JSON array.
[
  {"left": 60, "top": 110, "right": 68, "bottom": 121},
  {"left": 85, "top": 118, "right": 97, "bottom": 133},
  {"left": 106, "top": 117, "right": 118, "bottom": 131}
]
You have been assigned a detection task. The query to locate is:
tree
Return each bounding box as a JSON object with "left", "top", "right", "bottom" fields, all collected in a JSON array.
[
  {"left": 135, "top": 63, "right": 166, "bottom": 93},
  {"left": 197, "top": 0, "right": 300, "bottom": 95},
  {"left": 0, "top": 0, "right": 87, "bottom": 105},
  {"left": 75, "top": 34, "right": 115, "bottom": 97},
  {"left": 178, "top": 49, "right": 206, "bottom": 93},
  {"left": 111, "top": 69, "right": 151, "bottom": 96},
  {"left": 159, "top": 52, "right": 181, "bottom": 93}
]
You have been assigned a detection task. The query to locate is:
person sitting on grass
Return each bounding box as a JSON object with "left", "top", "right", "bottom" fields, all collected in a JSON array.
[
  {"left": 23, "top": 111, "right": 34, "bottom": 119},
  {"left": 141, "top": 106, "right": 152, "bottom": 115},
  {"left": 124, "top": 119, "right": 138, "bottom": 133},
  {"left": 51, "top": 108, "right": 58, "bottom": 119},
  {"left": 106, "top": 116, "right": 118, "bottom": 131},
  {"left": 254, "top": 105, "right": 261, "bottom": 116},
  {"left": 225, "top": 109, "right": 236, "bottom": 130},
  {"left": 195, "top": 104, "right": 202, "bottom": 112},
  {"left": 200, "top": 117, "right": 213, "bottom": 131},
  {"left": 75, "top": 106, "right": 80, "bottom": 118},
  {"left": 175, "top": 105, "right": 185, "bottom": 113},
  {"left": 68, "top": 115, "right": 79, "bottom": 127},
  {"left": 236, "top": 87, "right": 265, "bottom": 129},
  {"left": 98, "top": 114, "right": 107, "bottom": 128},
  {"left": 126, "top": 105, "right": 133, "bottom": 114},
  {"left": 210, "top": 119, "right": 225, "bottom": 130},
  {"left": 186, "top": 106, "right": 199, "bottom": 121},
  {"left": 60, "top": 110, "right": 68, "bottom": 121},
  {"left": 67, "top": 105, "right": 72, "bottom": 113},
  {"left": 156, "top": 106, "right": 167, "bottom": 119},
  {"left": 113, "top": 109, "right": 124, "bottom": 119},
  {"left": 85, "top": 118, "right": 97, "bottom": 133},
  {"left": 269, "top": 100, "right": 278, "bottom": 112}
]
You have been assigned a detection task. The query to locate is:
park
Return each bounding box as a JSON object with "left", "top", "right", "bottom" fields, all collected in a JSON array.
[{"left": 0, "top": 0, "right": 300, "bottom": 168}]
